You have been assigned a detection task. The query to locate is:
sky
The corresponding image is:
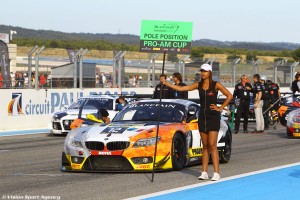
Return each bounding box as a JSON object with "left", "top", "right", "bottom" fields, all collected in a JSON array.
[{"left": 0, "top": 0, "right": 299, "bottom": 43}]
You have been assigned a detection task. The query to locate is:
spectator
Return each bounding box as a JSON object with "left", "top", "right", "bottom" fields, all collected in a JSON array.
[
  {"left": 0, "top": 72, "right": 3, "bottom": 88},
  {"left": 39, "top": 73, "right": 46, "bottom": 88},
  {"left": 15, "top": 72, "right": 24, "bottom": 88},
  {"left": 128, "top": 76, "right": 134, "bottom": 87},
  {"left": 24, "top": 73, "right": 29, "bottom": 87},
  {"left": 101, "top": 73, "right": 107, "bottom": 88},
  {"left": 153, "top": 74, "right": 173, "bottom": 99},
  {"left": 172, "top": 72, "right": 188, "bottom": 99},
  {"left": 10, "top": 72, "right": 15, "bottom": 88}
]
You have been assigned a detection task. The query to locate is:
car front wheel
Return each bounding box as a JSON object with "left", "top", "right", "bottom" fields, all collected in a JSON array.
[{"left": 171, "top": 132, "right": 186, "bottom": 170}]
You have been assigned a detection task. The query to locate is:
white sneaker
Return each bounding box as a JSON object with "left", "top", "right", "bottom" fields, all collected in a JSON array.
[
  {"left": 198, "top": 172, "right": 209, "bottom": 180},
  {"left": 211, "top": 172, "right": 220, "bottom": 181}
]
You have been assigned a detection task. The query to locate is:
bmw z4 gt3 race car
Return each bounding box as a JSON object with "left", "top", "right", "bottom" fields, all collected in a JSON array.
[{"left": 61, "top": 99, "right": 232, "bottom": 172}]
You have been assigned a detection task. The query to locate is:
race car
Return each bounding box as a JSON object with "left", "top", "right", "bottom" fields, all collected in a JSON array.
[
  {"left": 61, "top": 99, "right": 232, "bottom": 172},
  {"left": 51, "top": 95, "right": 117, "bottom": 135},
  {"left": 278, "top": 95, "right": 300, "bottom": 137}
]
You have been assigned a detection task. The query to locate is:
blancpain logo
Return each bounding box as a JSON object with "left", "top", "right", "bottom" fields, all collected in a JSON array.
[{"left": 98, "top": 151, "right": 112, "bottom": 155}]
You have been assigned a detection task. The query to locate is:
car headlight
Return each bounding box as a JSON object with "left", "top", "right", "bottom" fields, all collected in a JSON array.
[
  {"left": 71, "top": 139, "right": 84, "bottom": 148},
  {"left": 293, "top": 117, "right": 300, "bottom": 123},
  {"left": 133, "top": 137, "right": 161, "bottom": 148}
]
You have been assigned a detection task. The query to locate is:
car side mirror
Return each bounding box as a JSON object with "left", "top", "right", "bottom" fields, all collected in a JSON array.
[{"left": 86, "top": 114, "right": 104, "bottom": 123}]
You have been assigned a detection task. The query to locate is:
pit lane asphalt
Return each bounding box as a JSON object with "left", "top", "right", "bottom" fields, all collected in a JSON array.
[{"left": 1, "top": 124, "right": 300, "bottom": 200}]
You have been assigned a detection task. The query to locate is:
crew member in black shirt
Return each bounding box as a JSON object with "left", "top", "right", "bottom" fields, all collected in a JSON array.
[
  {"left": 267, "top": 80, "right": 280, "bottom": 111},
  {"left": 260, "top": 76, "right": 274, "bottom": 130},
  {"left": 233, "top": 75, "right": 252, "bottom": 133},
  {"left": 172, "top": 72, "right": 188, "bottom": 99},
  {"left": 153, "top": 74, "right": 173, "bottom": 99}
]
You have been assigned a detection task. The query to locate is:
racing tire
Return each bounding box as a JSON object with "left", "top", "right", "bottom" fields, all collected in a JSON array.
[
  {"left": 171, "top": 132, "right": 186, "bottom": 170},
  {"left": 220, "top": 130, "right": 232, "bottom": 163}
]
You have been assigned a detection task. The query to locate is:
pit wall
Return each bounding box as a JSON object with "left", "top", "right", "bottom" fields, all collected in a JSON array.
[{"left": 0, "top": 87, "right": 292, "bottom": 132}]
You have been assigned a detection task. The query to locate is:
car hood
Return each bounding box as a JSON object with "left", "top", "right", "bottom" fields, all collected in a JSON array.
[{"left": 81, "top": 122, "right": 158, "bottom": 143}]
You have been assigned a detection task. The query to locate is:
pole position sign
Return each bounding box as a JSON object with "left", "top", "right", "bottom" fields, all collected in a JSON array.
[{"left": 140, "top": 20, "right": 193, "bottom": 54}]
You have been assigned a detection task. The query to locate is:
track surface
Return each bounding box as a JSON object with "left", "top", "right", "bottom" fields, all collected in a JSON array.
[{"left": 1, "top": 124, "right": 300, "bottom": 200}]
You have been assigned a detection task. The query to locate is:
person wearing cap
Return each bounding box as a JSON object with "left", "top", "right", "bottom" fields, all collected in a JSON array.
[
  {"left": 153, "top": 74, "right": 173, "bottom": 99},
  {"left": 172, "top": 72, "right": 188, "bottom": 99},
  {"left": 233, "top": 75, "right": 252, "bottom": 134},
  {"left": 260, "top": 76, "right": 274, "bottom": 130},
  {"left": 163, "top": 63, "right": 232, "bottom": 181}
]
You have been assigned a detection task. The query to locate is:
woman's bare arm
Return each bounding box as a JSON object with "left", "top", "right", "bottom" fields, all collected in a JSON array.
[
  {"left": 216, "top": 82, "right": 233, "bottom": 110},
  {"left": 164, "top": 81, "right": 198, "bottom": 91}
]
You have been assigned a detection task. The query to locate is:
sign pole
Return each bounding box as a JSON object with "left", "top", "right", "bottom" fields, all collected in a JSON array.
[{"left": 151, "top": 51, "right": 166, "bottom": 182}]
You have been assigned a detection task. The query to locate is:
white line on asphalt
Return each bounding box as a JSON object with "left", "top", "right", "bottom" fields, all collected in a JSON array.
[
  {"left": 13, "top": 173, "right": 64, "bottom": 177},
  {"left": 0, "top": 150, "right": 11, "bottom": 152},
  {"left": 126, "top": 162, "right": 300, "bottom": 200}
]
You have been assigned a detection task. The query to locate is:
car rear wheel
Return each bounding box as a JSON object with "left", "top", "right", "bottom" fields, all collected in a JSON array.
[
  {"left": 171, "top": 133, "right": 186, "bottom": 170},
  {"left": 220, "top": 131, "right": 232, "bottom": 163}
]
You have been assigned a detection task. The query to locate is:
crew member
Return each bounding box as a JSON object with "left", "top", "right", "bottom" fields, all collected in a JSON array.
[
  {"left": 233, "top": 75, "right": 252, "bottom": 133},
  {"left": 267, "top": 80, "right": 281, "bottom": 111},
  {"left": 99, "top": 108, "right": 111, "bottom": 124},
  {"left": 291, "top": 72, "right": 300, "bottom": 94},
  {"left": 153, "top": 74, "right": 173, "bottom": 99},
  {"left": 172, "top": 72, "right": 188, "bottom": 99},
  {"left": 163, "top": 64, "right": 232, "bottom": 181},
  {"left": 260, "top": 76, "right": 274, "bottom": 130},
  {"left": 252, "top": 74, "right": 264, "bottom": 133},
  {"left": 116, "top": 96, "right": 127, "bottom": 111}
]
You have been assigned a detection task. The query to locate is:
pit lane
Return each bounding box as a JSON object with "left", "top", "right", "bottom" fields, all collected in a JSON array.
[{"left": 0, "top": 124, "right": 299, "bottom": 200}]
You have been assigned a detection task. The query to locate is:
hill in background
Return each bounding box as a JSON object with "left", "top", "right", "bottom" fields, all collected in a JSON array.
[{"left": 1, "top": 24, "right": 299, "bottom": 51}]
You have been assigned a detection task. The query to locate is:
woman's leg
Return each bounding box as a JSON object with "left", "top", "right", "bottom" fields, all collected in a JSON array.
[
  {"left": 200, "top": 132, "right": 209, "bottom": 172},
  {"left": 208, "top": 131, "right": 219, "bottom": 173}
]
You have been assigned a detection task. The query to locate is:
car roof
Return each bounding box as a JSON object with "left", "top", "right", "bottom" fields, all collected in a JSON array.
[
  {"left": 136, "top": 99, "right": 198, "bottom": 107},
  {"left": 78, "top": 95, "right": 116, "bottom": 100}
]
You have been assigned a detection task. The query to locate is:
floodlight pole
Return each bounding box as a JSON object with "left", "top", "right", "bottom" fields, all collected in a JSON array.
[
  {"left": 118, "top": 51, "right": 126, "bottom": 88},
  {"left": 252, "top": 59, "right": 261, "bottom": 75},
  {"left": 291, "top": 62, "right": 299, "bottom": 84},
  {"left": 34, "top": 46, "right": 45, "bottom": 89},
  {"left": 73, "top": 48, "right": 83, "bottom": 88},
  {"left": 273, "top": 61, "right": 282, "bottom": 84},
  {"left": 152, "top": 51, "right": 166, "bottom": 182},
  {"left": 147, "top": 53, "right": 160, "bottom": 87},
  {"left": 232, "top": 58, "right": 240, "bottom": 87},
  {"left": 79, "top": 49, "right": 89, "bottom": 89},
  {"left": 178, "top": 55, "right": 190, "bottom": 82},
  {"left": 28, "top": 45, "right": 38, "bottom": 88},
  {"left": 113, "top": 51, "right": 122, "bottom": 88}
]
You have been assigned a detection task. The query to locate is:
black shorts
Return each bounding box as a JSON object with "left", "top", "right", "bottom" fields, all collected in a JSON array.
[{"left": 198, "top": 113, "right": 221, "bottom": 133}]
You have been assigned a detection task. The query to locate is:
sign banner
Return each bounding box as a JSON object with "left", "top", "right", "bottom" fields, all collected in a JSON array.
[
  {"left": 66, "top": 48, "right": 76, "bottom": 63},
  {"left": 140, "top": 20, "right": 193, "bottom": 54},
  {"left": 0, "top": 40, "right": 11, "bottom": 88}
]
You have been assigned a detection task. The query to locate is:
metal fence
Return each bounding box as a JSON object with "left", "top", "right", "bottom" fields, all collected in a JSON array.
[{"left": 4, "top": 47, "right": 300, "bottom": 89}]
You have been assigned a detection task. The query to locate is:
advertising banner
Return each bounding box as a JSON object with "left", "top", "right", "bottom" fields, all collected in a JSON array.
[{"left": 0, "top": 40, "right": 11, "bottom": 88}]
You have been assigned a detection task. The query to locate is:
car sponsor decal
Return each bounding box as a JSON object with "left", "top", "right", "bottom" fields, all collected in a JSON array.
[
  {"left": 90, "top": 150, "right": 123, "bottom": 156},
  {"left": 189, "top": 147, "right": 202, "bottom": 157},
  {"left": 101, "top": 127, "right": 127, "bottom": 134}
]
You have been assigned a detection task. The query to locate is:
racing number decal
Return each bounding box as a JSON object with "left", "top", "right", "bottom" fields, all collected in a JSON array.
[{"left": 102, "top": 127, "right": 127, "bottom": 134}]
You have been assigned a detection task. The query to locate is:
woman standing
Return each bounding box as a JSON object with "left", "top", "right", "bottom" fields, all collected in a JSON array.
[{"left": 163, "top": 64, "right": 232, "bottom": 181}]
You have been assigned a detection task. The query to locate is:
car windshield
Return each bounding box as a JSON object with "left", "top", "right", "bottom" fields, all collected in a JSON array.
[
  {"left": 69, "top": 98, "right": 114, "bottom": 110},
  {"left": 113, "top": 102, "right": 185, "bottom": 123}
]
